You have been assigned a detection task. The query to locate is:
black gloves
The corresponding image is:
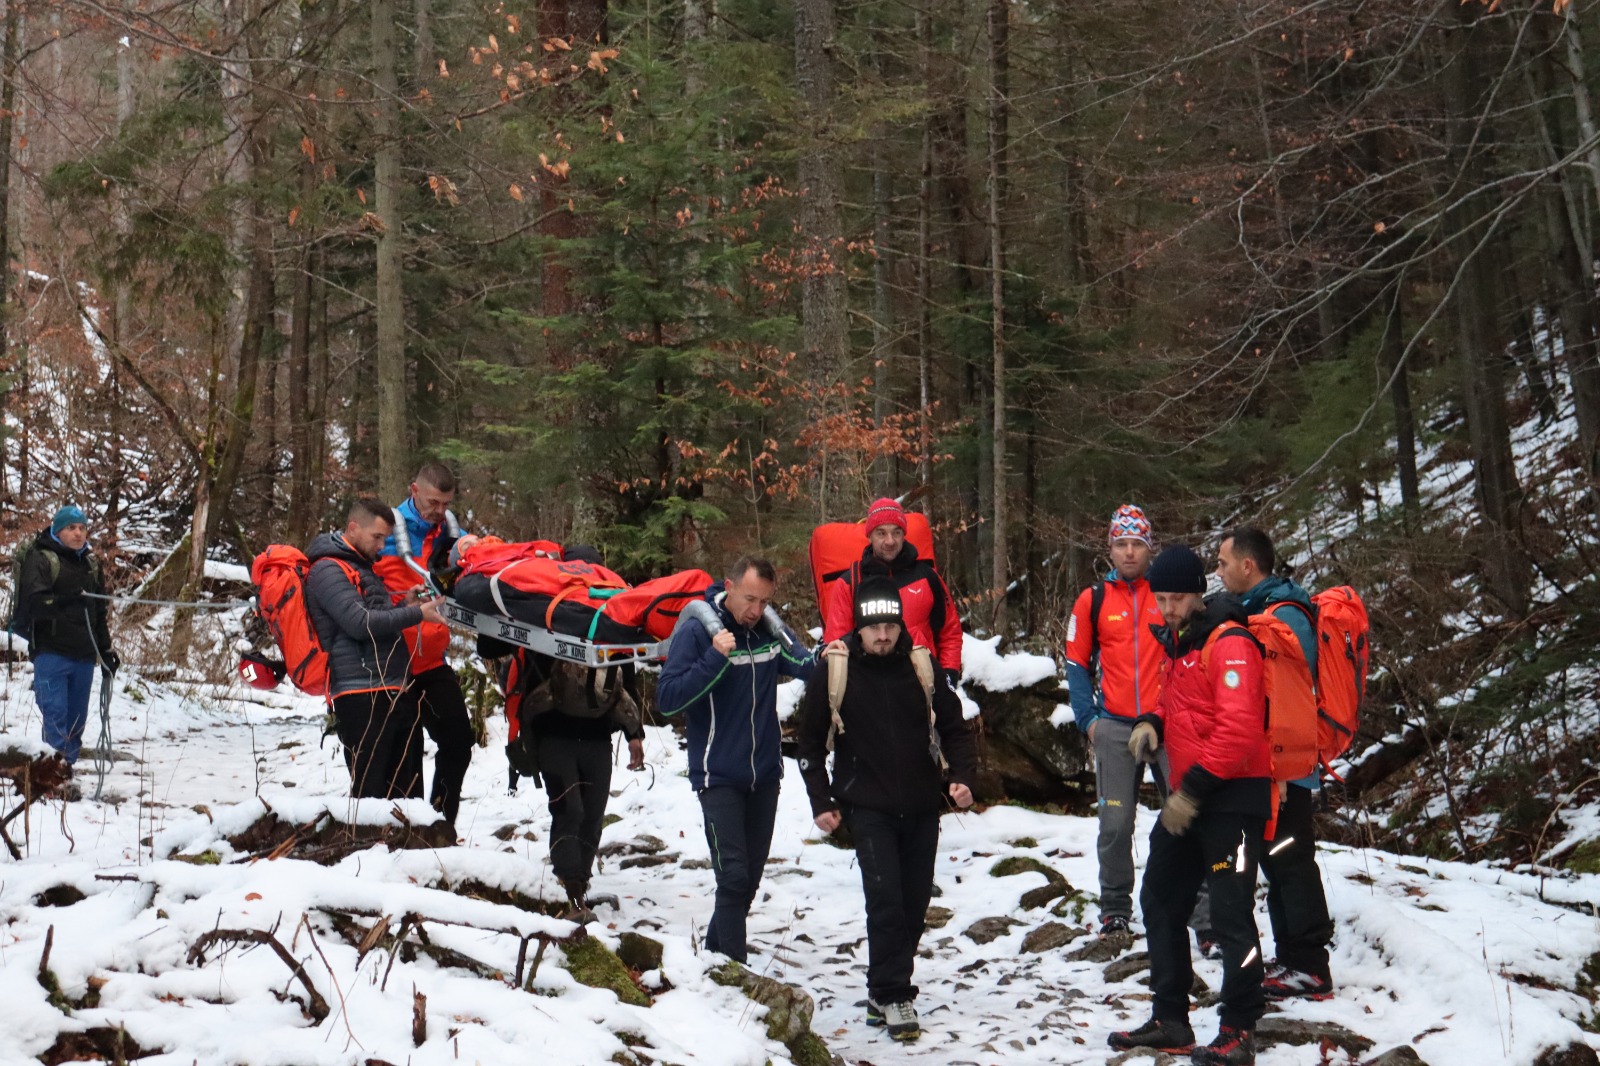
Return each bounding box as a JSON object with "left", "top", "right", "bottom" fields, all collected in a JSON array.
[
  {"left": 942, "top": 667, "right": 962, "bottom": 691},
  {"left": 101, "top": 649, "right": 121, "bottom": 673}
]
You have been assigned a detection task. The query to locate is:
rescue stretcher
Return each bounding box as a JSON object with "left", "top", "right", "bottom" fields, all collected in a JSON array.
[
  {"left": 414, "top": 541, "right": 808, "bottom": 670},
  {"left": 435, "top": 594, "right": 671, "bottom": 668}
]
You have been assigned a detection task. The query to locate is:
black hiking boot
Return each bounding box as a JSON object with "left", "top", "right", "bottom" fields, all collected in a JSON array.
[
  {"left": 1191, "top": 1025, "right": 1255, "bottom": 1065},
  {"left": 1098, "top": 915, "right": 1132, "bottom": 938},
  {"left": 1262, "top": 964, "right": 1334, "bottom": 1000},
  {"left": 1107, "top": 1016, "right": 1195, "bottom": 1053}
]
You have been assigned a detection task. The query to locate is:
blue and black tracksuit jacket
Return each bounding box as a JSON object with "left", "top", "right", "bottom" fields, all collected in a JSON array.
[{"left": 655, "top": 584, "right": 815, "bottom": 791}]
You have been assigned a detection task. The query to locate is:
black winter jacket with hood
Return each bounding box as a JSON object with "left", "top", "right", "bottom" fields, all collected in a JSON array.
[
  {"left": 19, "top": 531, "right": 110, "bottom": 662},
  {"left": 305, "top": 532, "right": 424, "bottom": 698},
  {"left": 796, "top": 631, "right": 977, "bottom": 817}
]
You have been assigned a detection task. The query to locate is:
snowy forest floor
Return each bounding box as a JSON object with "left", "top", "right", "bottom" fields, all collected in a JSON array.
[{"left": 1, "top": 661, "right": 1598, "bottom": 1066}]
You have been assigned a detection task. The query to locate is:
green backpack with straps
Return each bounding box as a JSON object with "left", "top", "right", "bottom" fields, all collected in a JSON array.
[{"left": 9, "top": 534, "right": 100, "bottom": 638}]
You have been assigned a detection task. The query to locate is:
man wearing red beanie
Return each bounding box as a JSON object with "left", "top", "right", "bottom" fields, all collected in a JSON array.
[{"left": 822, "top": 498, "right": 963, "bottom": 684}]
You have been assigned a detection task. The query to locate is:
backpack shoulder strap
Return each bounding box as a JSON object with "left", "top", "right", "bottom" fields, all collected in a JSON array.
[
  {"left": 1088, "top": 580, "right": 1107, "bottom": 664},
  {"left": 825, "top": 650, "right": 849, "bottom": 752},
  {"left": 910, "top": 644, "right": 949, "bottom": 773},
  {"left": 910, "top": 644, "right": 936, "bottom": 703}
]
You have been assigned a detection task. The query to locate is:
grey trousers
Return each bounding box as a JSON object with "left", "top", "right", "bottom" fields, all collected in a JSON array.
[{"left": 1093, "top": 716, "right": 1166, "bottom": 921}]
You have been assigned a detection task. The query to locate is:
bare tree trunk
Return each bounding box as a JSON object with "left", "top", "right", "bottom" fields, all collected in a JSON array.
[
  {"left": 1446, "top": 0, "right": 1527, "bottom": 615},
  {"left": 1381, "top": 275, "right": 1420, "bottom": 531},
  {"left": 793, "top": 0, "right": 847, "bottom": 517},
  {"left": 915, "top": 6, "right": 934, "bottom": 503},
  {"left": 0, "top": 0, "right": 20, "bottom": 496},
  {"left": 987, "top": 0, "right": 1009, "bottom": 630},
  {"left": 373, "top": 0, "right": 407, "bottom": 501},
  {"left": 871, "top": 133, "right": 892, "bottom": 496}
]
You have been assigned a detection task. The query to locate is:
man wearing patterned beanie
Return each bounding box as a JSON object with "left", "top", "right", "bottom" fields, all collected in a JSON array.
[
  {"left": 1062, "top": 504, "right": 1168, "bottom": 938},
  {"left": 822, "top": 497, "right": 963, "bottom": 685}
]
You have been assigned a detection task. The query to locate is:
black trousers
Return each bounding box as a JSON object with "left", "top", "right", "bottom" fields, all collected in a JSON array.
[
  {"left": 847, "top": 804, "right": 939, "bottom": 1005},
  {"left": 333, "top": 687, "right": 421, "bottom": 801},
  {"left": 1261, "top": 783, "right": 1334, "bottom": 978},
  {"left": 1142, "top": 811, "right": 1267, "bottom": 1031},
  {"left": 536, "top": 732, "right": 614, "bottom": 891},
  {"left": 698, "top": 780, "right": 781, "bottom": 964},
  {"left": 396, "top": 666, "right": 475, "bottom": 825}
]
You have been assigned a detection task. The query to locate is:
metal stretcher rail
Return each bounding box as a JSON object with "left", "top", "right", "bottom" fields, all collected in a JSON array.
[{"left": 438, "top": 597, "right": 672, "bottom": 668}]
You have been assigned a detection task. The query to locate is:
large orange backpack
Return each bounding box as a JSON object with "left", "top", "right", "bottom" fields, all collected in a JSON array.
[
  {"left": 249, "top": 545, "right": 357, "bottom": 697},
  {"left": 1199, "top": 611, "right": 1317, "bottom": 785},
  {"left": 1310, "top": 586, "right": 1369, "bottom": 767},
  {"left": 807, "top": 512, "right": 936, "bottom": 612}
]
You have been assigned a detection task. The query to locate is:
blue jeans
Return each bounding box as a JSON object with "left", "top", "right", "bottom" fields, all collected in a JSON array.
[
  {"left": 698, "top": 780, "right": 781, "bottom": 963},
  {"left": 34, "top": 652, "right": 97, "bottom": 764}
]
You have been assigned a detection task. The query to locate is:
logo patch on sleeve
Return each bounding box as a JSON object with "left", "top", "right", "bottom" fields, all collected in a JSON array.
[{"left": 1223, "top": 669, "right": 1241, "bottom": 689}]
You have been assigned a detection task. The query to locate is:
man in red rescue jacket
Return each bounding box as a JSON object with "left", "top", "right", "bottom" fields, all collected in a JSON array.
[
  {"left": 1109, "top": 545, "right": 1269, "bottom": 1066},
  {"left": 374, "top": 462, "right": 475, "bottom": 830},
  {"left": 822, "top": 498, "right": 962, "bottom": 684},
  {"left": 1063, "top": 504, "right": 1168, "bottom": 937}
]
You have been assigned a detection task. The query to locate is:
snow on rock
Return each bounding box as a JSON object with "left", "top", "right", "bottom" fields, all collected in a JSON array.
[{"left": 961, "top": 632, "right": 1059, "bottom": 691}]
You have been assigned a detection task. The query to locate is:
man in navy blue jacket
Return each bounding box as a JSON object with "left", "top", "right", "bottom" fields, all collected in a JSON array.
[{"left": 657, "top": 556, "right": 815, "bottom": 964}]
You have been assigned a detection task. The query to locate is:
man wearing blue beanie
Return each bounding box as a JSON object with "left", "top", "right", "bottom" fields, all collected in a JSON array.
[{"left": 17, "top": 505, "right": 118, "bottom": 788}]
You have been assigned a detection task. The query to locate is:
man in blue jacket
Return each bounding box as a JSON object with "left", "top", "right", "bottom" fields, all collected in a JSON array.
[
  {"left": 657, "top": 556, "right": 815, "bottom": 964},
  {"left": 1215, "top": 526, "right": 1336, "bottom": 1001}
]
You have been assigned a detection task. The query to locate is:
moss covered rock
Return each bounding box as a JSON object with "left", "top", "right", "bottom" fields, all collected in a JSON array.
[{"left": 560, "top": 932, "right": 650, "bottom": 1007}]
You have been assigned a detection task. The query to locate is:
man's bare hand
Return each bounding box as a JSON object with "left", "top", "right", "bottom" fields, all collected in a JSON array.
[
  {"left": 814, "top": 810, "right": 841, "bottom": 833},
  {"left": 418, "top": 597, "right": 444, "bottom": 624},
  {"left": 823, "top": 639, "right": 849, "bottom": 657},
  {"left": 948, "top": 783, "right": 974, "bottom": 809},
  {"left": 711, "top": 629, "right": 737, "bottom": 656},
  {"left": 627, "top": 738, "right": 645, "bottom": 771}
]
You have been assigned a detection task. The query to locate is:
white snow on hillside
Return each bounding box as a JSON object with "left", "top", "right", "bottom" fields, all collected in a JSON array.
[{"left": 0, "top": 651, "right": 1596, "bottom": 1066}]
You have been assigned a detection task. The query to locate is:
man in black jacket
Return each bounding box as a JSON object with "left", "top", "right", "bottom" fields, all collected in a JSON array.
[
  {"left": 305, "top": 496, "right": 443, "bottom": 804},
  {"left": 797, "top": 577, "right": 977, "bottom": 1043},
  {"left": 18, "top": 505, "right": 118, "bottom": 777}
]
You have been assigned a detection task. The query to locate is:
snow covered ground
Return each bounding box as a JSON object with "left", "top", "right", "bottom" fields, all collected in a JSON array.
[{"left": 1, "top": 656, "right": 1598, "bottom": 1066}]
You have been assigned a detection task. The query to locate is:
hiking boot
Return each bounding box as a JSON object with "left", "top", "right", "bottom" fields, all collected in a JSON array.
[
  {"left": 1191, "top": 1025, "right": 1255, "bottom": 1065},
  {"left": 1107, "top": 1016, "right": 1195, "bottom": 1053},
  {"left": 1195, "top": 929, "right": 1221, "bottom": 959},
  {"left": 1262, "top": 965, "right": 1333, "bottom": 1000},
  {"left": 865, "top": 1000, "right": 885, "bottom": 1027},
  {"left": 1098, "top": 915, "right": 1132, "bottom": 938},
  {"left": 879, "top": 999, "right": 920, "bottom": 1042}
]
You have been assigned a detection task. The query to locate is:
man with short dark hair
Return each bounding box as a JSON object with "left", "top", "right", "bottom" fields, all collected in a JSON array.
[
  {"left": 375, "top": 462, "right": 474, "bottom": 828},
  {"left": 1216, "top": 525, "right": 1336, "bottom": 1001},
  {"left": 798, "top": 577, "right": 976, "bottom": 1042},
  {"left": 19, "top": 505, "right": 117, "bottom": 785},
  {"left": 822, "top": 498, "right": 963, "bottom": 684},
  {"left": 657, "top": 555, "right": 814, "bottom": 963},
  {"left": 1110, "top": 545, "right": 1269, "bottom": 1066},
  {"left": 307, "top": 496, "right": 443, "bottom": 802}
]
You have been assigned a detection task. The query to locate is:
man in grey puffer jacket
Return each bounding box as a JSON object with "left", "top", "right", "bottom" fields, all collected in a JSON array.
[{"left": 306, "top": 496, "right": 444, "bottom": 803}]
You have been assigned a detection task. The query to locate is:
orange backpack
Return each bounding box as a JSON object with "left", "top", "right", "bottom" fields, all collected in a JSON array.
[
  {"left": 250, "top": 545, "right": 357, "bottom": 697},
  {"left": 1310, "top": 586, "right": 1369, "bottom": 767},
  {"left": 1201, "top": 611, "right": 1318, "bottom": 784},
  {"left": 1247, "top": 611, "right": 1319, "bottom": 783}
]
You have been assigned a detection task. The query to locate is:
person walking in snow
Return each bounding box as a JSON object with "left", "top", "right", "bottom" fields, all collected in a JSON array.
[
  {"left": 797, "top": 577, "right": 977, "bottom": 1043},
  {"left": 306, "top": 496, "right": 444, "bottom": 804},
  {"left": 1063, "top": 504, "right": 1172, "bottom": 939},
  {"left": 656, "top": 556, "right": 815, "bottom": 965},
  {"left": 18, "top": 505, "right": 118, "bottom": 785},
  {"left": 1215, "top": 525, "right": 1336, "bottom": 1000},
  {"left": 512, "top": 544, "right": 647, "bottom": 920},
  {"left": 1109, "top": 545, "right": 1269, "bottom": 1066},
  {"left": 821, "top": 498, "right": 963, "bottom": 686},
  {"left": 374, "top": 462, "right": 475, "bottom": 829}
]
